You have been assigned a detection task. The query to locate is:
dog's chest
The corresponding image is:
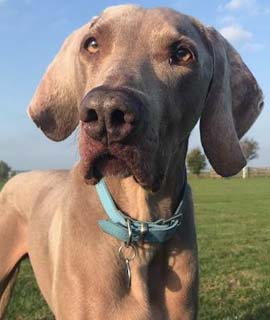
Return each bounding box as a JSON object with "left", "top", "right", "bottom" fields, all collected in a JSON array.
[{"left": 48, "top": 235, "right": 171, "bottom": 319}]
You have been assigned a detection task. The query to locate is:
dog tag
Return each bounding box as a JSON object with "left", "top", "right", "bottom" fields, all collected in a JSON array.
[
  {"left": 118, "top": 243, "right": 136, "bottom": 289},
  {"left": 125, "top": 259, "right": 131, "bottom": 288}
]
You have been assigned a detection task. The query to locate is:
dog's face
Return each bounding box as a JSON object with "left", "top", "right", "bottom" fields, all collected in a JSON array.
[
  {"left": 76, "top": 6, "right": 213, "bottom": 190},
  {"left": 28, "top": 5, "right": 263, "bottom": 191}
]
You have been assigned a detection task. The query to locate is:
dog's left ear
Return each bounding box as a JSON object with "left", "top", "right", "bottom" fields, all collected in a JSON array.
[{"left": 200, "top": 27, "right": 264, "bottom": 176}]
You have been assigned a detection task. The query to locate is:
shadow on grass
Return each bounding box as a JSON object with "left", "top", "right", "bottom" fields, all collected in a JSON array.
[{"left": 243, "top": 305, "right": 270, "bottom": 320}]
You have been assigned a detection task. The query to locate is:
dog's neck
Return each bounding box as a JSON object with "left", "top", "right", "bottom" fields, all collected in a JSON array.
[{"left": 104, "top": 142, "right": 187, "bottom": 222}]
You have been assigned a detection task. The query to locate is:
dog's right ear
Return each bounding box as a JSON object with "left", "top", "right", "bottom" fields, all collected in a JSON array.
[{"left": 27, "top": 24, "right": 89, "bottom": 141}]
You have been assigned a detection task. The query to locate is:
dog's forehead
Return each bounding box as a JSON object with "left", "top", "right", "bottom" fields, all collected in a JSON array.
[{"left": 91, "top": 5, "right": 201, "bottom": 40}]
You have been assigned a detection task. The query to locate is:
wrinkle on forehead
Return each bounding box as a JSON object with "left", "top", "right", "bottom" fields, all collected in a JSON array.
[
  {"left": 94, "top": 6, "right": 204, "bottom": 44},
  {"left": 89, "top": 16, "right": 100, "bottom": 29},
  {"left": 101, "top": 4, "right": 144, "bottom": 23},
  {"left": 145, "top": 8, "right": 203, "bottom": 41},
  {"left": 88, "top": 5, "right": 145, "bottom": 38}
]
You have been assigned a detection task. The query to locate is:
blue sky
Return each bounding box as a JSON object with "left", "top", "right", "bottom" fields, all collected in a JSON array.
[{"left": 0, "top": 0, "right": 269, "bottom": 170}]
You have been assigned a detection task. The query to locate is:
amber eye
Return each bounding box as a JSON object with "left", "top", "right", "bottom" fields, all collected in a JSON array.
[
  {"left": 169, "top": 47, "right": 194, "bottom": 65},
  {"left": 85, "top": 37, "right": 99, "bottom": 54}
]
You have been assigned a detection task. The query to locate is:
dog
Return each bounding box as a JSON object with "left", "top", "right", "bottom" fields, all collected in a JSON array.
[{"left": 0, "top": 4, "right": 263, "bottom": 320}]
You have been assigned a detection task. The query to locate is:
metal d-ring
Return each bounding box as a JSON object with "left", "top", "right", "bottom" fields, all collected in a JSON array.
[
  {"left": 118, "top": 243, "right": 137, "bottom": 262},
  {"left": 118, "top": 242, "right": 137, "bottom": 289},
  {"left": 118, "top": 220, "right": 136, "bottom": 289}
]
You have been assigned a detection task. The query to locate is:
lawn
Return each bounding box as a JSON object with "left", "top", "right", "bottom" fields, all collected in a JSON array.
[
  {"left": 1, "top": 177, "right": 270, "bottom": 319},
  {"left": 191, "top": 177, "right": 270, "bottom": 320}
]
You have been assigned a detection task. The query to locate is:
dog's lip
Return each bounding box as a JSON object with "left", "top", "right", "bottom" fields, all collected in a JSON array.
[
  {"left": 93, "top": 152, "right": 129, "bottom": 174},
  {"left": 79, "top": 134, "right": 162, "bottom": 191},
  {"left": 84, "top": 150, "right": 131, "bottom": 181}
]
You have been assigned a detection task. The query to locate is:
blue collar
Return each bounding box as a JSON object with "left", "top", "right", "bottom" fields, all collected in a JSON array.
[{"left": 96, "top": 177, "right": 187, "bottom": 244}]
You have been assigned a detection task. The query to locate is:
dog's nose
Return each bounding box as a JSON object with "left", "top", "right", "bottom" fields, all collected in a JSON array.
[{"left": 79, "top": 87, "right": 142, "bottom": 143}]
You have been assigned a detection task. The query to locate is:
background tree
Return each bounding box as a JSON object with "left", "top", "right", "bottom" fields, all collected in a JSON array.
[
  {"left": 0, "top": 160, "right": 11, "bottom": 180},
  {"left": 240, "top": 137, "right": 259, "bottom": 162},
  {"left": 187, "top": 147, "right": 207, "bottom": 176}
]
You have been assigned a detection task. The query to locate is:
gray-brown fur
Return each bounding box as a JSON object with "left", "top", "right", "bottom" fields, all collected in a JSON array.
[{"left": 0, "top": 5, "right": 263, "bottom": 320}]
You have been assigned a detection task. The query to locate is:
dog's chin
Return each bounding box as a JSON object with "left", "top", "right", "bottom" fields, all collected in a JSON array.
[
  {"left": 79, "top": 130, "right": 163, "bottom": 191},
  {"left": 85, "top": 154, "right": 131, "bottom": 182},
  {"left": 80, "top": 153, "right": 163, "bottom": 192}
]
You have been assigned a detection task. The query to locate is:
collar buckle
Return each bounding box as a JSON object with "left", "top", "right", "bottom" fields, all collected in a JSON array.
[{"left": 140, "top": 222, "right": 148, "bottom": 239}]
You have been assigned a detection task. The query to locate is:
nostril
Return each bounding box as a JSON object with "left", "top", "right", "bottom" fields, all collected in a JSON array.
[
  {"left": 86, "top": 109, "right": 98, "bottom": 123},
  {"left": 111, "top": 109, "right": 125, "bottom": 126}
]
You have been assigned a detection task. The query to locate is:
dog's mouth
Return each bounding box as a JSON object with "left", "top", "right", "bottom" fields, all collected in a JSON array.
[
  {"left": 87, "top": 153, "right": 131, "bottom": 181},
  {"left": 80, "top": 142, "right": 144, "bottom": 186},
  {"left": 79, "top": 130, "right": 163, "bottom": 191}
]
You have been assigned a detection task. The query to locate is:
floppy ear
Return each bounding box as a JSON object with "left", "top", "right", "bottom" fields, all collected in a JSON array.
[
  {"left": 27, "top": 25, "right": 88, "bottom": 141},
  {"left": 200, "top": 27, "right": 264, "bottom": 176}
]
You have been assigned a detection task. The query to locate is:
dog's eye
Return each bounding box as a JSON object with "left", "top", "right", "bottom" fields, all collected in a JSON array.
[
  {"left": 85, "top": 38, "right": 99, "bottom": 54},
  {"left": 169, "top": 47, "right": 194, "bottom": 65}
]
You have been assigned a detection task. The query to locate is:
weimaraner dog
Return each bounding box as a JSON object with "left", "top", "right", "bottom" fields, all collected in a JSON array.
[{"left": 0, "top": 4, "right": 263, "bottom": 320}]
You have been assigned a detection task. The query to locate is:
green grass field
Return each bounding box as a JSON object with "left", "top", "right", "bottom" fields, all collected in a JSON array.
[{"left": 1, "top": 177, "right": 270, "bottom": 319}]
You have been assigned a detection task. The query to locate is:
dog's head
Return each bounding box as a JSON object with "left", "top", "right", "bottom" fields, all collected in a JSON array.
[{"left": 28, "top": 5, "right": 263, "bottom": 191}]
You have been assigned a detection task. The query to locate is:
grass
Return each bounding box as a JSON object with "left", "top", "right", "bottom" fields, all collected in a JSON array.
[
  {"left": 191, "top": 177, "right": 270, "bottom": 320},
  {"left": 1, "top": 177, "right": 270, "bottom": 319},
  {"left": 5, "top": 261, "right": 54, "bottom": 320}
]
